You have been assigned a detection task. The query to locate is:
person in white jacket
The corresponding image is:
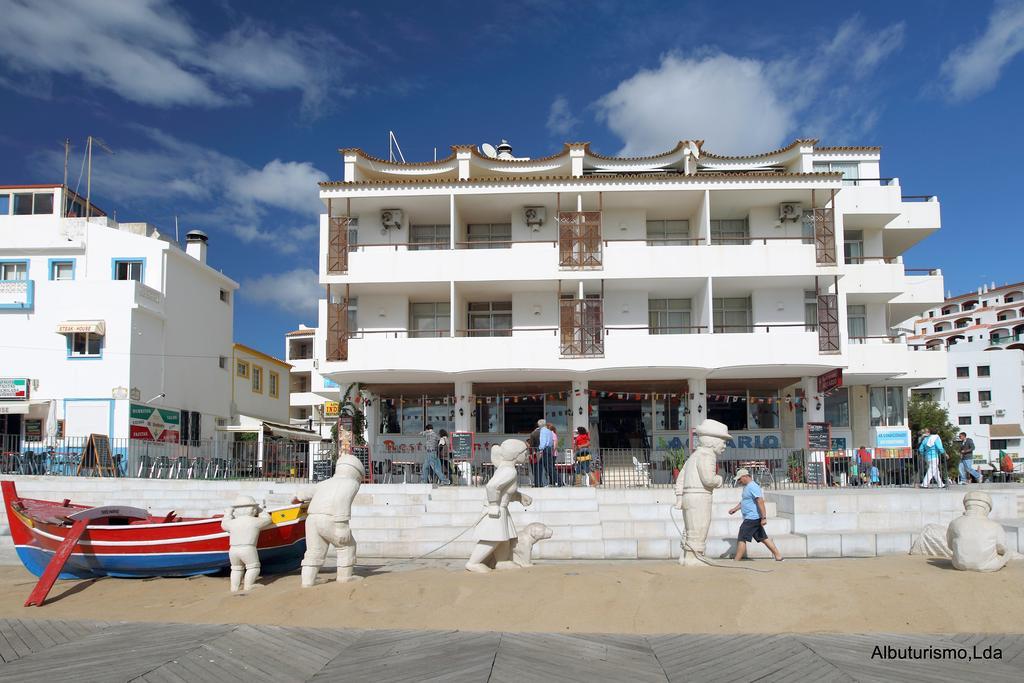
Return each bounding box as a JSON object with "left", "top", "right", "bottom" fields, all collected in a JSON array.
[{"left": 918, "top": 428, "right": 947, "bottom": 489}]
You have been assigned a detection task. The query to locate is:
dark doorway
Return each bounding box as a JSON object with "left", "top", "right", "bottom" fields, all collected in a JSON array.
[{"left": 597, "top": 397, "right": 649, "bottom": 449}]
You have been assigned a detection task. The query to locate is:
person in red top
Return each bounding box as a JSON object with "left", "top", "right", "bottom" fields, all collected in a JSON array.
[
  {"left": 857, "top": 446, "right": 873, "bottom": 485},
  {"left": 573, "top": 427, "right": 592, "bottom": 485}
]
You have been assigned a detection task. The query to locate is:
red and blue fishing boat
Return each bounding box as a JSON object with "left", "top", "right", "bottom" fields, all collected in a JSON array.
[{"left": 2, "top": 480, "right": 307, "bottom": 581}]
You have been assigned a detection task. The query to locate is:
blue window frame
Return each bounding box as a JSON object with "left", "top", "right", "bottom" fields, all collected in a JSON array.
[
  {"left": 111, "top": 257, "right": 146, "bottom": 282},
  {"left": 48, "top": 258, "right": 76, "bottom": 281},
  {"left": 0, "top": 259, "right": 33, "bottom": 310},
  {"left": 66, "top": 332, "right": 103, "bottom": 359}
]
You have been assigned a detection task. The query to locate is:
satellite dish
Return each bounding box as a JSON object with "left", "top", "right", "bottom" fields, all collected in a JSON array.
[
  {"left": 686, "top": 140, "right": 700, "bottom": 158},
  {"left": 480, "top": 143, "right": 497, "bottom": 158}
]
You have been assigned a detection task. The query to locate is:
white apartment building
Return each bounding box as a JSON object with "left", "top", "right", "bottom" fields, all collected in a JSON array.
[
  {"left": 908, "top": 282, "right": 1024, "bottom": 461},
  {"left": 313, "top": 139, "right": 945, "bottom": 460},
  {"left": 0, "top": 184, "right": 237, "bottom": 445},
  {"left": 284, "top": 325, "right": 341, "bottom": 439}
]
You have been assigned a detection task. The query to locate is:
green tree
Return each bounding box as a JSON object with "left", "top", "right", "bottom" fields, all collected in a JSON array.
[{"left": 908, "top": 394, "right": 958, "bottom": 478}]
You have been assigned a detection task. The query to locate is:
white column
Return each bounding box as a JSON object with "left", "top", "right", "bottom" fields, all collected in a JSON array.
[
  {"left": 572, "top": 380, "right": 589, "bottom": 433},
  {"left": 801, "top": 376, "right": 825, "bottom": 423},
  {"left": 454, "top": 381, "right": 473, "bottom": 433}
]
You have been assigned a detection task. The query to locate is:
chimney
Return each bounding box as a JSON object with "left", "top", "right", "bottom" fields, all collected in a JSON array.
[
  {"left": 496, "top": 139, "right": 514, "bottom": 160},
  {"left": 185, "top": 229, "right": 208, "bottom": 264}
]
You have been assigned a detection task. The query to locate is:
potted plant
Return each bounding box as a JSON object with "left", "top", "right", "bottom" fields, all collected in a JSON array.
[
  {"left": 664, "top": 448, "right": 687, "bottom": 479},
  {"left": 787, "top": 451, "right": 803, "bottom": 483}
]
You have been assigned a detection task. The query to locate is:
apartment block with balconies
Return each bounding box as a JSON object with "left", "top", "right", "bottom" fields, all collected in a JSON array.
[
  {"left": 0, "top": 184, "right": 237, "bottom": 443},
  {"left": 314, "top": 139, "right": 945, "bottom": 457},
  {"left": 284, "top": 324, "right": 341, "bottom": 438}
]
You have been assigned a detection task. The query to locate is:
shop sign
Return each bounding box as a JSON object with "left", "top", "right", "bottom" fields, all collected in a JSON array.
[
  {"left": 0, "top": 378, "right": 29, "bottom": 400},
  {"left": 25, "top": 419, "right": 43, "bottom": 440},
  {"left": 817, "top": 368, "right": 843, "bottom": 394},
  {"left": 727, "top": 431, "right": 783, "bottom": 449},
  {"left": 129, "top": 403, "right": 181, "bottom": 442},
  {"left": 874, "top": 427, "right": 911, "bottom": 449},
  {"left": 323, "top": 401, "right": 340, "bottom": 417},
  {"left": 806, "top": 422, "right": 831, "bottom": 450}
]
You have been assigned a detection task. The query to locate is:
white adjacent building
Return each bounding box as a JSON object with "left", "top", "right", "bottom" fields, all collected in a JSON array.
[
  {"left": 284, "top": 325, "right": 342, "bottom": 439},
  {"left": 0, "top": 184, "right": 236, "bottom": 445},
  {"left": 908, "top": 282, "right": 1024, "bottom": 462},
  {"left": 312, "top": 139, "right": 946, "bottom": 461}
]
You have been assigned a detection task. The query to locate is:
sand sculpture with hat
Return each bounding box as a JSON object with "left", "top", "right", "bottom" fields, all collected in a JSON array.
[
  {"left": 298, "top": 451, "right": 365, "bottom": 586},
  {"left": 221, "top": 495, "right": 273, "bottom": 592},
  {"left": 465, "top": 439, "right": 534, "bottom": 573},
  {"left": 674, "top": 419, "right": 729, "bottom": 566},
  {"left": 910, "top": 491, "right": 1022, "bottom": 571}
]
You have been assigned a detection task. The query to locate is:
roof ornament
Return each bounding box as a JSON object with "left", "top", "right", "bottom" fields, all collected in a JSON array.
[{"left": 683, "top": 140, "right": 700, "bottom": 175}]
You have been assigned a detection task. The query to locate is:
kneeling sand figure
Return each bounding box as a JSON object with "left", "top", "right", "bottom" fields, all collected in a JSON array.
[
  {"left": 221, "top": 495, "right": 273, "bottom": 592},
  {"left": 674, "top": 419, "right": 728, "bottom": 566},
  {"left": 512, "top": 522, "right": 553, "bottom": 568},
  {"left": 299, "top": 454, "right": 365, "bottom": 586},
  {"left": 466, "top": 439, "right": 533, "bottom": 573}
]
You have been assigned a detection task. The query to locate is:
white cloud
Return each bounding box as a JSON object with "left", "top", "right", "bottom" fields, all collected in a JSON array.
[
  {"left": 34, "top": 127, "right": 326, "bottom": 251},
  {"left": 595, "top": 17, "right": 904, "bottom": 155},
  {"left": 941, "top": 0, "right": 1024, "bottom": 101},
  {"left": 546, "top": 95, "right": 579, "bottom": 137},
  {"left": 241, "top": 268, "right": 322, "bottom": 317},
  {"left": 0, "top": 0, "right": 350, "bottom": 114}
]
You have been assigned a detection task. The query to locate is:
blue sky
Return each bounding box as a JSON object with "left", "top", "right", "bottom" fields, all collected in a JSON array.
[{"left": 1, "top": 0, "right": 1023, "bottom": 358}]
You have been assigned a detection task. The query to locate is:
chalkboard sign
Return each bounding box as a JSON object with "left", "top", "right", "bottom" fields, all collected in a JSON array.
[
  {"left": 451, "top": 431, "right": 474, "bottom": 460},
  {"left": 311, "top": 459, "right": 333, "bottom": 482},
  {"left": 806, "top": 461, "right": 826, "bottom": 486},
  {"left": 806, "top": 422, "right": 832, "bottom": 450},
  {"left": 78, "top": 433, "right": 117, "bottom": 477},
  {"left": 352, "top": 446, "right": 370, "bottom": 483}
]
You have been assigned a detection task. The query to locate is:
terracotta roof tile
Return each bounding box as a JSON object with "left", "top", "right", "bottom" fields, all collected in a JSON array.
[
  {"left": 320, "top": 171, "right": 841, "bottom": 189},
  {"left": 700, "top": 138, "right": 818, "bottom": 161}
]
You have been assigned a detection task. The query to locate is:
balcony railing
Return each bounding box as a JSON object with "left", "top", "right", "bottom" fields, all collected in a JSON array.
[
  {"left": 811, "top": 208, "right": 836, "bottom": 265},
  {"left": 904, "top": 267, "right": 941, "bottom": 276},
  {"left": 560, "top": 299, "right": 604, "bottom": 357},
  {"left": 840, "top": 177, "right": 897, "bottom": 187},
  {"left": 848, "top": 335, "right": 903, "bottom": 344},
  {"left": 0, "top": 279, "right": 34, "bottom": 310},
  {"left": 558, "top": 211, "right": 602, "bottom": 269},
  {"left": 845, "top": 256, "right": 898, "bottom": 264},
  {"left": 714, "top": 323, "right": 814, "bottom": 334},
  {"left": 604, "top": 325, "right": 707, "bottom": 334},
  {"left": 326, "top": 300, "right": 348, "bottom": 361},
  {"left": 327, "top": 216, "right": 351, "bottom": 274}
]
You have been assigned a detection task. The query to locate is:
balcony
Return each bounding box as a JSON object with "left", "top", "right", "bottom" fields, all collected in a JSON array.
[
  {"left": 133, "top": 281, "right": 164, "bottom": 315},
  {"left": 0, "top": 279, "right": 33, "bottom": 310},
  {"left": 847, "top": 337, "right": 945, "bottom": 382},
  {"left": 558, "top": 211, "right": 602, "bottom": 269}
]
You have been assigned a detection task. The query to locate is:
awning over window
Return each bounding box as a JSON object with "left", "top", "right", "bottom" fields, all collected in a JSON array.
[
  {"left": 990, "top": 423, "right": 1024, "bottom": 439},
  {"left": 57, "top": 320, "right": 105, "bottom": 335},
  {"left": 263, "top": 420, "right": 324, "bottom": 442}
]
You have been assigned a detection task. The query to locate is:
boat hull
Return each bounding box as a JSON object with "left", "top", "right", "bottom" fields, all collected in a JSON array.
[{"left": 2, "top": 480, "right": 308, "bottom": 579}]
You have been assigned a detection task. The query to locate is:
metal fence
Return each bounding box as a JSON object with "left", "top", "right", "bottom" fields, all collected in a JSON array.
[{"left": 0, "top": 434, "right": 331, "bottom": 482}]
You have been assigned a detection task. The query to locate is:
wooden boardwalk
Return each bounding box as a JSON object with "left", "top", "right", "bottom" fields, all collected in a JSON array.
[{"left": 1, "top": 619, "right": 1023, "bottom": 682}]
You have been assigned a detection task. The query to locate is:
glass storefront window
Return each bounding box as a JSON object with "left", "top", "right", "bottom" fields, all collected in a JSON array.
[
  {"left": 475, "top": 397, "right": 503, "bottom": 433},
  {"left": 380, "top": 400, "right": 399, "bottom": 434},
  {"left": 748, "top": 390, "right": 779, "bottom": 429},
  {"left": 504, "top": 396, "right": 543, "bottom": 434},
  {"left": 544, "top": 395, "right": 569, "bottom": 437},
  {"left": 824, "top": 388, "right": 850, "bottom": 427},
  {"left": 425, "top": 399, "right": 453, "bottom": 434},
  {"left": 708, "top": 394, "right": 748, "bottom": 432},
  {"left": 655, "top": 396, "right": 682, "bottom": 431},
  {"left": 870, "top": 386, "right": 905, "bottom": 426},
  {"left": 402, "top": 396, "right": 424, "bottom": 434}
]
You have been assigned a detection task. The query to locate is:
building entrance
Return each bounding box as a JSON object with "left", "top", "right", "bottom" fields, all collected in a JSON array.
[{"left": 596, "top": 397, "right": 649, "bottom": 450}]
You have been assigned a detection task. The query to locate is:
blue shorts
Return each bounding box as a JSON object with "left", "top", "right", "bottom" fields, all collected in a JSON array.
[{"left": 738, "top": 518, "right": 768, "bottom": 543}]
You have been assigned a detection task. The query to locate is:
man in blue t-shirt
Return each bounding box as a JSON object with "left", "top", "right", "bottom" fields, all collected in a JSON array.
[{"left": 728, "top": 468, "right": 783, "bottom": 562}]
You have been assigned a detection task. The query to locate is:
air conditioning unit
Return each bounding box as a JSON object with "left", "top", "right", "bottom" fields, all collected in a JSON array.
[
  {"left": 524, "top": 206, "right": 546, "bottom": 230},
  {"left": 980, "top": 400, "right": 990, "bottom": 408},
  {"left": 995, "top": 409, "right": 1006, "bottom": 417},
  {"left": 380, "top": 209, "right": 403, "bottom": 231},
  {"left": 779, "top": 202, "right": 802, "bottom": 222}
]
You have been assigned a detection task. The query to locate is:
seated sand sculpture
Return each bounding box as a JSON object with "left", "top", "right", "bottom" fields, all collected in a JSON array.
[
  {"left": 299, "top": 453, "right": 365, "bottom": 586},
  {"left": 511, "top": 522, "right": 553, "bottom": 568},
  {"left": 466, "top": 439, "right": 533, "bottom": 573},
  {"left": 947, "top": 491, "right": 1013, "bottom": 572},
  {"left": 909, "top": 523, "right": 952, "bottom": 558},
  {"left": 221, "top": 495, "right": 273, "bottom": 592},
  {"left": 674, "top": 419, "right": 728, "bottom": 566}
]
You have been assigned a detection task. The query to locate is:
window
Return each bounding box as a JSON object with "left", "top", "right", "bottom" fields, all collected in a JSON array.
[
  {"left": 0, "top": 194, "right": 8, "bottom": 214},
  {"left": 251, "top": 366, "right": 263, "bottom": 393},
  {"left": 978, "top": 390, "right": 992, "bottom": 402},
  {"left": 347, "top": 297, "right": 358, "bottom": 335},
  {"left": 425, "top": 398, "right": 454, "bottom": 434},
  {"left": 928, "top": 311, "right": 935, "bottom": 318},
  {"left": 269, "top": 371, "right": 280, "bottom": 398},
  {"left": 977, "top": 365, "right": 990, "bottom": 377},
  {"left": 219, "top": 289, "right": 230, "bottom": 303},
  {"left": 475, "top": 397, "right": 503, "bottom": 433},
  {"left": 69, "top": 332, "right": 101, "bottom": 357},
  {"left": 813, "top": 161, "right": 860, "bottom": 184},
  {"left": 869, "top": 386, "right": 905, "bottom": 426},
  {"left": 707, "top": 393, "right": 749, "bottom": 432},
  {"left": 979, "top": 415, "right": 993, "bottom": 425},
  {"left": 645, "top": 219, "right": 689, "bottom": 245},
  {"left": 920, "top": 327, "right": 928, "bottom": 335},
  {"left": 503, "top": 396, "right": 543, "bottom": 434},
  {"left": 958, "top": 416, "right": 972, "bottom": 426},
  {"left": 409, "top": 302, "right": 450, "bottom": 338},
  {"left": 113, "top": 259, "right": 144, "bottom": 282},
  {"left": 956, "top": 366, "right": 969, "bottom": 378},
  {"left": 544, "top": 394, "right": 569, "bottom": 436},
  {"left": 49, "top": 260, "right": 74, "bottom": 280},
  {"left": 466, "top": 223, "right": 511, "bottom": 249},
  {"left": 847, "top": 304, "right": 867, "bottom": 339},
  {"left": 824, "top": 388, "right": 851, "bottom": 427},
  {"left": 843, "top": 230, "right": 864, "bottom": 264},
  {"left": 992, "top": 439, "right": 1008, "bottom": 450},
  {"left": 468, "top": 301, "right": 512, "bottom": 337},
  {"left": 0, "top": 261, "right": 27, "bottom": 281},
  {"left": 748, "top": 390, "right": 779, "bottom": 429},
  {"left": 13, "top": 192, "right": 54, "bottom": 215},
  {"left": 236, "top": 360, "right": 250, "bottom": 378},
  {"left": 804, "top": 290, "right": 818, "bottom": 331},
  {"left": 219, "top": 356, "right": 228, "bottom": 370},
  {"left": 649, "top": 298, "right": 692, "bottom": 334},
  {"left": 713, "top": 297, "right": 752, "bottom": 333},
  {"left": 957, "top": 391, "right": 970, "bottom": 403},
  {"left": 710, "top": 218, "right": 749, "bottom": 245},
  {"left": 653, "top": 396, "right": 683, "bottom": 431},
  {"left": 410, "top": 224, "right": 449, "bottom": 250},
  {"left": 954, "top": 318, "right": 969, "bottom": 329}
]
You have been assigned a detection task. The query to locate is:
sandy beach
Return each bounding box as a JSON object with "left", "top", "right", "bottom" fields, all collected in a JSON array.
[{"left": 2, "top": 556, "right": 1022, "bottom": 634}]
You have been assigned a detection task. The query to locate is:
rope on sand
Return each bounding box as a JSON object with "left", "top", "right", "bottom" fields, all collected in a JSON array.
[
  {"left": 387, "top": 511, "right": 488, "bottom": 566},
  {"left": 669, "top": 506, "right": 774, "bottom": 573}
]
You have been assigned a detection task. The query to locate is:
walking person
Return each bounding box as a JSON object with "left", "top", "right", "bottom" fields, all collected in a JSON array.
[
  {"left": 957, "top": 432, "right": 983, "bottom": 484},
  {"left": 419, "top": 424, "right": 450, "bottom": 486},
  {"left": 728, "top": 468, "right": 783, "bottom": 562},
  {"left": 528, "top": 419, "right": 544, "bottom": 486},
  {"left": 538, "top": 420, "right": 556, "bottom": 487},
  {"left": 437, "top": 428, "right": 454, "bottom": 484},
  {"left": 918, "top": 428, "right": 946, "bottom": 489},
  {"left": 573, "top": 426, "right": 592, "bottom": 486},
  {"left": 547, "top": 423, "right": 563, "bottom": 486}
]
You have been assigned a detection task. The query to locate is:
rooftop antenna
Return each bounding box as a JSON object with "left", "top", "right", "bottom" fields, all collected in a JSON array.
[
  {"left": 84, "top": 135, "right": 114, "bottom": 220},
  {"left": 175, "top": 215, "right": 180, "bottom": 243},
  {"left": 61, "top": 138, "right": 71, "bottom": 217},
  {"left": 388, "top": 130, "right": 406, "bottom": 163}
]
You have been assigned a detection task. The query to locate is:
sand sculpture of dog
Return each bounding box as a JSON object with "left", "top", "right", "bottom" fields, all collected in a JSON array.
[{"left": 512, "top": 522, "right": 553, "bottom": 568}]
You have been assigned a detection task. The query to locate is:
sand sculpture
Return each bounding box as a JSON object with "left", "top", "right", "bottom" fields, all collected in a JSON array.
[
  {"left": 910, "top": 491, "right": 1021, "bottom": 571},
  {"left": 512, "top": 522, "right": 554, "bottom": 568},
  {"left": 299, "top": 453, "right": 365, "bottom": 586},
  {"left": 466, "top": 439, "right": 534, "bottom": 573},
  {"left": 221, "top": 495, "right": 273, "bottom": 592},
  {"left": 675, "top": 419, "right": 729, "bottom": 566}
]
